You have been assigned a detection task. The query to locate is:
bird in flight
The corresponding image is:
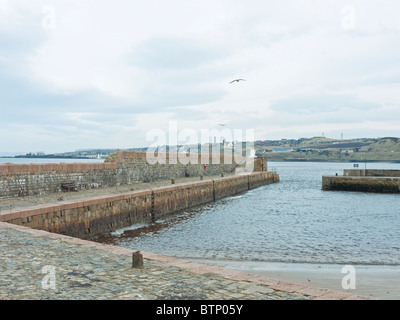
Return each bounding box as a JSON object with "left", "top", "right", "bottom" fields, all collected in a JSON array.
[
  {"left": 229, "top": 79, "right": 246, "bottom": 84},
  {"left": 218, "top": 123, "right": 226, "bottom": 127}
]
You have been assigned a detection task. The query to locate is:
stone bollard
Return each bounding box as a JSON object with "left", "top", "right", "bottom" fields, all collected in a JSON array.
[
  {"left": 132, "top": 251, "right": 144, "bottom": 269},
  {"left": 171, "top": 178, "right": 175, "bottom": 184},
  {"left": 221, "top": 173, "right": 224, "bottom": 177},
  {"left": 200, "top": 175, "right": 203, "bottom": 180}
]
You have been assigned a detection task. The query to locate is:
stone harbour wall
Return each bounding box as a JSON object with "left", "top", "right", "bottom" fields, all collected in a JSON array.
[
  {"left": 322, "top": 175, "right": 400, "bottom": 193},
  {"left": 323, "top": 169, "right": 400, "bottom": 193},
  {"left": 0, "top": 151, "right": 265, "bottom": 199},
  {"left": 1, "top": 172, "right": 279, "bottom": 239},
  {"left": 343, "top": 169, "right": 400, "bottom": 177},
  {"left": 214, "top": 175, "right": 249, "bottom": 200},
  {"left": 116, "top": 152, "right": 241, "bottom": 184},
  {"left": 0, "top": 167, "right": 119, "bottom": 199},
  {"left": 151, "top": 181, "right": 215, "bottom": 218}
]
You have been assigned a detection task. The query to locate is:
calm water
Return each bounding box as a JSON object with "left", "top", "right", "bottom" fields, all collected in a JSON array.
[{"left": 97, "top": 162, "right": 400, "bottom": 267}]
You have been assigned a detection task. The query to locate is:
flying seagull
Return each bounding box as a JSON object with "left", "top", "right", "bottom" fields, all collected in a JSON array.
[
  {"left": 218, "top": 123, "right": 226, "bottom": 127},
  {"left": 229, "top": 79, "right": 246, "bottom": 84}
]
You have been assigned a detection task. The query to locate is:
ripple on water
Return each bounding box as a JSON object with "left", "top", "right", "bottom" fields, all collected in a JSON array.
[{"left": 98, "top": 162, "right": 400, "bottom": 266}]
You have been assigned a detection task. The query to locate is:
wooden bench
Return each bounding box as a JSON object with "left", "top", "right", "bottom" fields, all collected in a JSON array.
[{"left": 61, "top": 182, "right": 77, "bottom": 192}]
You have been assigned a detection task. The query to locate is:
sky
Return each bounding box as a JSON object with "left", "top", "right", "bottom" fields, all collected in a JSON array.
[{"left": 1, "top": 0, "right": 400, "bottom": 154}]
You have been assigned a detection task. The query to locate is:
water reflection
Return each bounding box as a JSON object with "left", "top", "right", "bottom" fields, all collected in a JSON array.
[{"left": 95, "top": 204, "right": 219, "bottom": 246}]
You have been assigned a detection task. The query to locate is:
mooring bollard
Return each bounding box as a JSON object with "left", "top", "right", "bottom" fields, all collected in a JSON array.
[{"left": 132, "top": 251, "right": 143, "bottom": 269}]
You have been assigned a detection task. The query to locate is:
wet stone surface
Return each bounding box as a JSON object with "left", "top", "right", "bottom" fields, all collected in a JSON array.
[{"left": 0, "top": 227, "right": 314, "bottom": 300}]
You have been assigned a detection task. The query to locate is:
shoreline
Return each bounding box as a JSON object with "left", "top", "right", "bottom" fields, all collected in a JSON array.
[
  {"left": 188, "top": 258, "right": 400, "bottom": 300},
  {"left": 1, "top": 222, "right": 371, "bottom": 300}
]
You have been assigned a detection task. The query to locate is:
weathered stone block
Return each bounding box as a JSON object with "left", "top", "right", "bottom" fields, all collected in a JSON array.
[{"left": 132, "top": 251, "right": 144, "bottom": 268}]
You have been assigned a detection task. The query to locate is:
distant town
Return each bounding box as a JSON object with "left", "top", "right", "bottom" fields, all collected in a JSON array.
[
  {"left": 255, "top": 136, "right": 400, "bottom": 162},
  {"left": 4, "top": 136, "right": 400, "bottom": 163}
]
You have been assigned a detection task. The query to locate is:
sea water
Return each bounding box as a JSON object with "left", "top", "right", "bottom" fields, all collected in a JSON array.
[{"left": 99, "top": 161, "right": 400, "bottom": 267}]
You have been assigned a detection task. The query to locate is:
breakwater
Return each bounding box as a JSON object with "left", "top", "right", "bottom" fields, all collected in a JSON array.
[
  {"left": 0, "top": 151, "right": 260, "bottom": 199},
  {"left": 343, "top": 169, "right": 400, "bottom": 177},
  {"left": 322, "top": 169, "right": 400, "bottom": 193},
  {"left": 0, "top": 172, "right": 279, "bottom": 239}
]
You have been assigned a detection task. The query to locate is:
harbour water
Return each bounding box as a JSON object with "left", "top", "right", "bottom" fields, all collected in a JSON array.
[{"left": 96, "top": 161, "right": 400, "bottom": 299}]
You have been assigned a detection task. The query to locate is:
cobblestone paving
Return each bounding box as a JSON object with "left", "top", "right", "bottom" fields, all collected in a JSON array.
[
  {"left": 0, "top": 226, "right": 307, "bottom": 300},
  {"left": 0, "top": 223, "right": 370, "bottom": 300}
]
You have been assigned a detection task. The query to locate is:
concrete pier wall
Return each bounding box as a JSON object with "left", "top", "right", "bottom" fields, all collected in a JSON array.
[{"left": 1, "top": 172, "right": 279, "bottom": 239}]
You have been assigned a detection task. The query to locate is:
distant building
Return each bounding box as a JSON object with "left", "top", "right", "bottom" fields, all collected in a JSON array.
[
  {"left": 273, "top": 147, "right": 293, "bottom": 153},
  {"left": 341, "top": 149, "right": 354, "bottom": 154}
]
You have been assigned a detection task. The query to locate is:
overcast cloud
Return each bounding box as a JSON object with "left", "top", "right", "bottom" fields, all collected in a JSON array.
[{"left": 1, "top": 0, "right": 399, "bottom": 154}]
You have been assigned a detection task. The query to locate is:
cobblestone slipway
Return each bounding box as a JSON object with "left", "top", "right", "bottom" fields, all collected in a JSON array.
[{"left": 0, "top": 223, "right": 370, "bottom": 300}]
